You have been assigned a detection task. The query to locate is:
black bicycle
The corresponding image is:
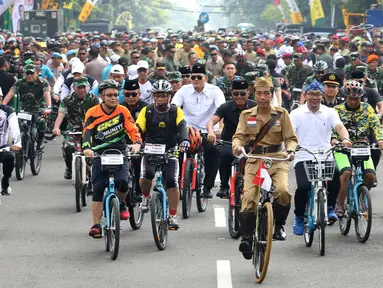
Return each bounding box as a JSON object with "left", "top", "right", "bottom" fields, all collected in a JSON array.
[{"left": 15, "top": 111, "right": 44, "bottom": 180}]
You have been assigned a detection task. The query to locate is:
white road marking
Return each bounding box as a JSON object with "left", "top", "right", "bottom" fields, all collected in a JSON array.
[
  {"left": 217, "top": 260, "right": 233, "bottom": 288},
  {"left": 214, "top": 206, "right": 227, "bottom": 228}
]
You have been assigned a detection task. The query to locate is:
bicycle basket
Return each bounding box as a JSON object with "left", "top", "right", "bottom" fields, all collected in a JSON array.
[{"left": 303, "top": 160, "right": 335, "bottom": 182}]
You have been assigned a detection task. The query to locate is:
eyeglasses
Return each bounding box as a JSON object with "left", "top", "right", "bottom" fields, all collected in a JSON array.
[
  {"left": 132, "top": 56, "right": 140, "bottom": 59},
  {"left": 25, "top": 71, "right": 34, "bottom": 75},
  {"left": 104, "top": 93, "right": 119, "bottom": 98},
  {"left": 182, "top": 74, "right": 191, "bottom": 78},
  {"left": 124, "top": 92, "right": 138, "bottom": 98},
  {"left": 316, "top": 70, "right": 326, "bottom": 75},
  {"left": 78, "top": 53, "right": 86, "bottom": 55},
  {"left": 137, "top": 68, "right": 147, "bottom": 73},
  {"left": 233, "top": 91, "right": 247, "bottom": 97},
  {"left": 210, "top": 53, "right": 218, "bottom": 56},
  {"left": 307, "top": 92, "right": 322, "bottom": 98},
  {"left": 191, "top": 75, "right": 204, "bottom": 80}
]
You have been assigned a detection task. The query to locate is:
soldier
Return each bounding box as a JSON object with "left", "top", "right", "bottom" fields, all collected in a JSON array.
[
  {"left": 149, "top": 62, "right": 167, "bottom": 81},
  {"left": 140, "top": 47, "right": 154, "bottom": 72},
  {"left": 177, "top": 39, "right": 195, "bottom": 67},
  {"left": 216, "top": 61, "right": 243, "bottom": 101},
  {"left": 163, "top": 45, "right": 180, "bottom": 72},
  {"left": 232, "top": 77, "right": 297, "bottom": 259},
  {"left": 235, "top": 50, "right": 256, "bottom": 77},
  {"left": 167, "top": 71, "right": 183, "bottom": 99},
  {"left": 344, "top": 52, "right": 367, "bottom": 81},
  {"left": 366, "top": 54, "right": 383, "bottom": 95},
  {"left": 52, "top": 77, "right": 100, "bottom": 179},
  {"left": 321, "top": 72, "right": 344, "bottom": 108}
]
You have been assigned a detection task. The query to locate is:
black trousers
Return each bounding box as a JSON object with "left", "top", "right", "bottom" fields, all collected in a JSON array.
[
  {"left": 371, "top": 149, "right": 381, "bottom": 169},
  {"left": 203, "top": 141, "right": 219, "bottom": 189},
  {"left": 0, "top": 151, "right": 15, "bottom": 189},
  {"left": 218, "top": 145, "right": 234, "bottom": 189},
  {"left": 294, "top": 161, "right": 340, "bottom": 217}
]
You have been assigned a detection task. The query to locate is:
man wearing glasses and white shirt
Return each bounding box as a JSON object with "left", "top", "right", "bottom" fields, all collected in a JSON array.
[
  {"left": 289, "top": 80, "right": 351, "bottom": 235},
  {"left": 172, "top": 64, "right": 226, "bottom": 198}
]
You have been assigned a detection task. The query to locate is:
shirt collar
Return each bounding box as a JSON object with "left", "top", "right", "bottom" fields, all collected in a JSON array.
[
  {"left": 231, "top": 100, "right": 249, "bottom": 111},
  {"left": 193, "top": 85, "right": 207, "bottom": 95},
  {"left": 250, "top": 104, "right": 277, "bottom": 116},
  {"left": 303, "top": 103, "right": 324, "bottom": 113}
]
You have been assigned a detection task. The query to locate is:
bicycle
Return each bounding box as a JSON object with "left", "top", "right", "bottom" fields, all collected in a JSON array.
[
  {"left": 44, "top": 98, "right": 60, "bottom": 141},
  {"left": 64, "top": 131, "right": 91, "bottom": 213},
  {"left": 180, "top": 139, "right": 207, "bottom": 219},
  {"left": 217, "top": 140, "right": 245, "bottom": 239},
  {"left": 96, "top": 149, "right": 125, "bottom": 260},
  {"left": 15, "top": 110, "right": 45, "bottom": 180},
  {"left": 125, "top": 148, "right": 144, "bottom": 230},
  {"left": 241, "top": 148, "right": 290, "bottom": 284},
  {"left": 338, "top": 141, "right": 377, "bottom": 243},
  {"left": 296, "top": 145, "right": 338, "bottom": 256},
  {"left": 144, "top": 143, "right": 178, "bottom": 250}
]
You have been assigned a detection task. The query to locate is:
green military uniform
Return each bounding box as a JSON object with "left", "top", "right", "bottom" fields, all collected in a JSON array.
[
  {"left": 141, "top": 56, "right": 154, "bottom": 70},
  {"left": 344, "top": 62, "right": 368, "bottom": 80},
  {"left": 217, "top": 75, "right": 244, "bottom": 101},
  {"left": 177, "top": 48, "right": 195, "bottom": 67},
  {"left": 367, "top": 67, "right": 383, "bottom": 94},
  {"left": 12, "top": 64, "right": 50, "bottom": 134},
  {"left": 163, "top": 56, "right": 180, "bottom": 72},
  {"left": 253, "top": 57, "right": 266, "bottom": 66},
  {"left": 281, "top": 63, "right": 293, "bottom": 76},
  {"left": 286, "top": 63, "right": 313, "bottom": 91}
]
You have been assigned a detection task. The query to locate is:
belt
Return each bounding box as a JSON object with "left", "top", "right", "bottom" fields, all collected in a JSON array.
[{"left": 252, "top": 144, "right": 282, "bottom": 154}]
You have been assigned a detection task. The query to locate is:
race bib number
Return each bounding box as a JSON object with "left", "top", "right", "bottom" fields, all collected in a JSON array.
[
  {"left": 144, "top": 143, "right": 166, "bottom": 155},
  {"left": 101, "top": 155, "right": 124, "bottom": 165},
  {"left": 350, "top": 148, "right": 370, "bottom": 157}
]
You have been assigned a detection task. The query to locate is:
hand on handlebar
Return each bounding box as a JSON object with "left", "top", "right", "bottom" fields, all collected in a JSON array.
[
  {"left": 53, "top": 128, "right": 61, "bottom": 136},
  {"left": 53, "top": 95, "right": 60, "bottom": 102},
  {"left": 11, "top": 145, "right": 21, "bottom": 151},
  {"left": 44, "top": 108, "right": 52, "bottom": 115},
  {"left": 378, "top": 140, "right": 383, "bottom": 150},
  {"left": 233, "top": 145, "right": 243, "bottom": 156},
  {"left": 288, "top": 152, "right": 295, "bottom": 161},
  {"left": 179, "top": 140, "right": 190, "bottom": 153},
  {"left": 207, "top": 131, "right": 216, "bottom": 144},
  {"left": 342, "top": 138, "right": 352, "bottom": 148},
  {"left": 83, "top": 149, "right": 94, "bottom": 158},
  {"left": 130, "top": 143, "right": 141, "bottom": 154}
]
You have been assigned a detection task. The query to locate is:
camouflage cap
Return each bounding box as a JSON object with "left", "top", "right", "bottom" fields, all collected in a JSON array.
[
  {"left": 254, "top": 77, "right": 273, "bottom": 88},
  {"left": 24, "top": 64, "right": 36, "bottom": 73},
  {"left": 24, "top": 59, "right": 34, "bottom": 65},
  {"left": 167, "top": 71, "right": 182, "bottom": 82},
  {"left": 73, "top": 77, "right": 89, "bottom": 87}
]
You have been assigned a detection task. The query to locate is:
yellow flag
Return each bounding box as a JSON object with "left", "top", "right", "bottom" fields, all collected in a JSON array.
[
  {"left": 63, "top": 0, "right": 73, "bottom": 9},
  {"left": 309, "top": 0, "right": 325, "bottom": 26},
  {"left": 41, "top": 0, "right": 51, "bottom": 9},
  {"left": 285, "top": 0, "right": 304, "bottom": 24},
  {"left": 78, "top": 0, "right": 98, "bottom": 22}
]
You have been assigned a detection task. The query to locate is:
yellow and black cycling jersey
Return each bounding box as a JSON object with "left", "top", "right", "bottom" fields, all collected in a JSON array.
[
  {"left": 136, "top": 103, "right": 188, "bottom": 149},
  {"left": 82, "top": 104, "right": 142, "bottom": 152}
]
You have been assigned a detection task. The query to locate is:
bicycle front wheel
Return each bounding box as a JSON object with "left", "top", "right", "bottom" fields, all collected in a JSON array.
[
  {"left": 30, "top": 137, "right": 42, "bottom": 175},
  {"left": 354, "top": 185, "right": 372, "bottom": 243},
  {"left": 182, "top": 160, "right": 193, "bottom": 219},
  {"left": 339, "top": 194, "right": 352, "bottom": 236},
  {"left": 151, "top": 191, "right": 168, "bottom": 250},
  {"left": 228, "top": 174, "right": 242, "bottom": 239},
  {"left": 318, "top": 189, "right": 326, "bottom": 256},
  {"left": 75, "top": 157, "right": 82, "bottom": 212},
  {"left": 253, "top": 202, "right": 273, "bottom": 284},
  {"left": 108, "top": 197, "right": 120, "bottom": 260}
]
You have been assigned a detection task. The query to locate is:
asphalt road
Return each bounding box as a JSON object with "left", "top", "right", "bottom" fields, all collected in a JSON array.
[{"left": 1, "top": 140, "right": 383, "bottom": 288}]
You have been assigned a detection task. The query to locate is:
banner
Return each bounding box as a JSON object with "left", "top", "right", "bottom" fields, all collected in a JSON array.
[
  {"left": 3, "top": 7, "right": 13, "bottom": 31},
  {"left": 0, "top": 0, "right": 15, "bottom": 17},
  {"left": 309, "top": 0, "right": 325, "bottom": 26},
  {"left": 12, "top": 0, "right": 34, "bottom": 33},
  {"left": 285, "top": 0, "right": 304, "bottom": 24},
  {"left": 63, "top": 0, "right": 73, "bottom": 10},
  {"left": 78, "top": 0, "right": 98, "bottom": 22},
  {"left": 274, "top": 0, "right": 287, "bottom": 24}
]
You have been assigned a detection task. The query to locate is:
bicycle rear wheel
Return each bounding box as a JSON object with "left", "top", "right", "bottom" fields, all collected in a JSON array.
[
  {"left": 228, "top": 174, "right": 242, "bottom": 239},
  {"left": 75, "top": 157, "right": 82, "bottom": 212},
  {"left": 108, "top": 197, "right": 120, "bottom": 260},
  {"left": 339, "top": 194, "right": 352, "bottom": 236},
  {"left": 253, "top": 202, "right": 273, "bottom": 284},
  {"left": 318, "top": 189, "right": 326, "bottom": 256},
  {"left": 30, "top": 135, "right": 42, "bottom": 175},
  {"left": 182, "top": 160, "right": 193, "bottom": 219},
  {"left": 151, "top": 190, "right": 168, "bottom": 250},
  {"left": 304, "top": 199, "right": 314, "bottom": 247},
  {"left": 354, "top": 185, "right": 372, "bottom": 243},
  {"left": 15, "top": 133, "right": 27, "bottom": 180},
  {"left": 196, "top": 162, "right": 208, "bottom": 212}
]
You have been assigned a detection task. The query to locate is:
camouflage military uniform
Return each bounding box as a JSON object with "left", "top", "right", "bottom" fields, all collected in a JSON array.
[
  {"left": 141, "top": 56, "right": 154, "bottom": 70},
  {"left": 236, "top": 60, "right": 256, "bottom": 77},
  {"left": 11, "top": 76, "right": 49, "bottom": 133},
  {"left": 281, "top": 63, "right": 293, "bottom": 76},
  {"left": 344, "top": 63, "right": 367, "bottom": 80},
  {"left": 163, "top": 57, "right": 180, "bottom": 72},
  {"left": 286, "top": 64, "right": 313, "bottom": 91},
  {"left": 60, "top": 91, "right": 99, "bottom": 168},
  {"left": 149, "top": 73, "right": 167, "bottom": 81},
  {"left": 253, "top": 57, "right": 266, "bottom": 66},
  {"left": 367, "top": 67, "right": 383, "bottom": 94},
  {"left": 217, "top": 75, "right": 244, "bottom": 101}
]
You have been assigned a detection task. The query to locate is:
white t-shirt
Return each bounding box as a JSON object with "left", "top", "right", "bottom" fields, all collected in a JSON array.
[
  {"left": 172, "top": 83, "right": 225, "bottom": 133},
  {"left": 139, "top": 81, "right": 153, "bottom": 103},
  {"left": 290, "top": 104, "right": 342, "bottom": 166}
]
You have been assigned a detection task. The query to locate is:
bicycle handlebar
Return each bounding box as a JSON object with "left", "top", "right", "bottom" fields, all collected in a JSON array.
[
  {"left": 240, "top": 147, "right": 292, "bottom": 161},
  {"left": 0, "top": 147, "right": 11, "bottom": 153}
]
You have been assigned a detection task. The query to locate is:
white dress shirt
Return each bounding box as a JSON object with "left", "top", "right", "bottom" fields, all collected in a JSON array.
[
  {"left": 172, "top": 83, "right": 225, "bottom": 133},
  {"left": 290, "top": 104, "right": 341, "bottom": 166}
]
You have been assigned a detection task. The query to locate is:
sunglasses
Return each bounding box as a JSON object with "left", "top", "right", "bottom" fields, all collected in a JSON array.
[
  {"left": 233, "top": 91, "right": 247, "bottom": 97},
  {"left": 210, "top": 53, "right": 218, "bottom": 56},
  {"left": 78, "top": 53, "right": 86, "bottom": 55},
  {"left": 316, "top": 70, "right": 326, "bottom": 75},
  {"left": 182, "top": 74, "right": 191, "bottom": 78},
  {"left": 124, "top": 92, "right": 138, "bottom": 97},
  {"left": 132, "top": 56, "right": 140, "bottom": 59},
  {"left": 191, "top": 75, "right": 204, "bottom": 80},
  {"left": 25, "top": 71, "right": 34, "bottom": 75},
  {"left": 104, "top": 93, "right": 119, "bottom": 98},
  {"left": 137, "top": 68, "right": 147, "bottom": 73}
]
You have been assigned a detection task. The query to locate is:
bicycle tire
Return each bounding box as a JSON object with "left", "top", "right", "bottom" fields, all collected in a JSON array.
[
  {"left": 129, "top": 202, "right": 144, "bottom": 230},
  {"left": 254, "top": 202, "right": 273, "bottom": 284},
  {"left": 228, "top": 174, "right": 242, "bottom": 239},
  {"left": 151, "top": 191, "right": 168, "bottom": 250},
  {"left": 44, "top": 133, "right": 56, "bottom": 141},
  {"left": 304, "top": 195, "right": 314, "bottom": 247},
  {"left": 30, "top": 134, "right": 42, "bottom": 176},
  {"left": 339, "top": 195, "right": 352, "bottom": 236},
  {"left": 318, "top": 189, "right": 326, "bottom": 256},
  {"left": 75, "top": 157, "right": 82, "bottom": 212},
  {"left": 182, "top": 160, "right": 193, "bottom": 219},
  {"left": 196, "top": 162, "right": 208, "bottom": 212},
  {"left": 108, "top": 197, "right": 120, "bottom": 260},
  {"left": 354, "top": 185, "right": 372, "bottom": 243},
  {"left": 15, "top": 133, "right": 27, "bottom": 180}
]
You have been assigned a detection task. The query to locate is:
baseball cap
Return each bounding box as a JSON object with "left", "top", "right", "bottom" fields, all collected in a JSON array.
[
  {"left": 110, "top": 64, "right": 125, "bottom": 75},
  {"left": 73, "top": 77, "right": 89, "bottom": 87},
  {"left": 25, "top": 64, "right": 36, "bottom": 73},
  {"left": 156, "top": 62, "right": 166, "bottom": 70},
  {"left": 110, "top": 54, "right": 121, "bottom": 63},
  {"left": 137, "top": 60, "right": 149, "bottom": 70},
  {"left": 128, "top": 64, "right": 138, "bottom": 79},
  {"left": 72, "top": 62, "right": 85, "bottom": 74},
  {"left": 168, "top": 71, "right": 182, "bottom": 82}
]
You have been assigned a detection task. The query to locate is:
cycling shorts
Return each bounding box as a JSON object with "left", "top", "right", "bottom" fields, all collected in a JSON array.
[
  {"left": 140, "top": 155, "right": 179, "bottom": 189},
  {"left": 334, "top": 151, "right": 375, "bottom": 175}
]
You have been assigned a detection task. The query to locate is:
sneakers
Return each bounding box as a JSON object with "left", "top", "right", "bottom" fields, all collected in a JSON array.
[
  {"left": 140, "top": 197, "right": 150, "bottom": 213},
  {"left": 168, "top": 215, "right": 180, "bottom": 230},
  {"left": 327, "top": 206, "right": 338, "bottom": 225},
  {"left": 335, "top": 205, "right": 345, "bottom": 218},
  {"left": 293, "top": 216, "right": 304, "bottom": 236},
  {"left": 216, "top": 187, "right": 229, "bottom": 199},
  {"left": 89, "top": 224, "right": 102, "bottom": 238},
  {"left": 64, "top": 168, "right": 72, "bottom": 180},
  {"left": 202, "top": 187, "right": 213, "bottom": 199},
  {"left": 1, "top": 187, "right": 12, "bottom": 196},
  {"left": 120, "top": 204, "right": 130, "bottom": 220}
]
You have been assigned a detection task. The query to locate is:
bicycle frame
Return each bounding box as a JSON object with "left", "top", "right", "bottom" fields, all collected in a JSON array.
[
  {"left": 180, "top": 152, "right": 198, "bottom": 190},
  {"left": 229, "top": 159, "right": 242, "bottom": 207},
  {"left": 69, "top": 133, "right": 87, "bottom": 186},
  {"left": 154, "top": 167, "right": 168, "bottom": 220},
  {"left": 104, "top": 170, "right": 120, "bottom": 228},
  {"left": 348, "top": 162, "right": 364, "bottom": 216}
]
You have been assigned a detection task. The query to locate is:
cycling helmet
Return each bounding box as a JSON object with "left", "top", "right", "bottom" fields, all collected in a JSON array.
[
  {"left": 151, "top": 80, "right": 172, "bottom": 93},
  {"left": 98, "top": 79, "right": 121, "bottom": 94},
  {"left": 313, "top": 60, "right": 328, "bottom": 72},
  {"left": 188, "top": 127, "right": 202, "bottom": 153},
  {"left": 344, "top": 80, "right": 364, "bottom": 98}
]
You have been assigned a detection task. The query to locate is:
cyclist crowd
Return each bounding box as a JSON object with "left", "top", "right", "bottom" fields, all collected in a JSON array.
[{"left": 0, "top": 27, "right": 383, "bottom": 260}]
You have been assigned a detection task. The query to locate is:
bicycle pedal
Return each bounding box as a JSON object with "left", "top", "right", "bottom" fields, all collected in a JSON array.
[{"left": 168, "top": 227, "right": 179, "bottom": 231}]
